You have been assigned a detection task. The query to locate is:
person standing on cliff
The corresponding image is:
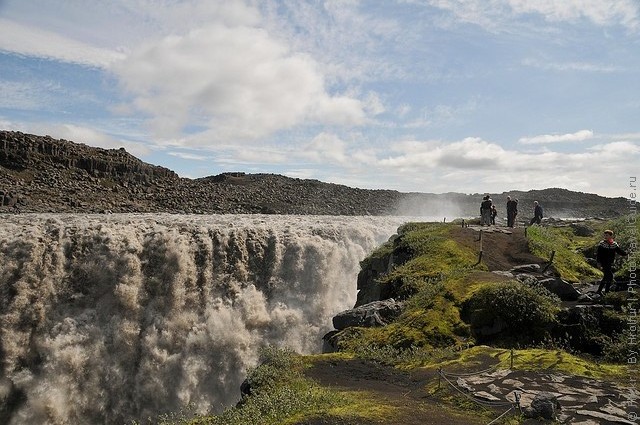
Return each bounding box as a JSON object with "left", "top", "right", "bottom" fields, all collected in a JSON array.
[
  {"left": 529, "top": 201, "right": 543, "bottom": 225},
  {"left": 506, "top": 196, "right": 518, "bottom": 227},
  {"left": 596, "top": 230, "right": 628, "bottom": 295},
  {"left": 480, "top": 195, "right": 492, "bottom": 226}
]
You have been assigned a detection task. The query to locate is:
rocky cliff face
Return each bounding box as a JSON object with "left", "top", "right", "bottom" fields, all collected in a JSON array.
[{"left": 0, "top": 130, "right": 629, "bottom": 216}]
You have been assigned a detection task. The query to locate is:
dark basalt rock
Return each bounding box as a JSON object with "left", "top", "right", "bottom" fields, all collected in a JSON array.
[{"left": 0, "top": 130, "right": 629, "bottom": 216}]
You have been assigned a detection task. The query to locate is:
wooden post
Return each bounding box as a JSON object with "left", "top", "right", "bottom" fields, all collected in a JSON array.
[
  {"left": 510, "top": 349, "right": 514, "bottom": 369},
  {"left": 542, "top": 250, "right": 556, "bottom": 273},
  {"left": 474, "top": 230, "right": 484, "bottom": 266}
]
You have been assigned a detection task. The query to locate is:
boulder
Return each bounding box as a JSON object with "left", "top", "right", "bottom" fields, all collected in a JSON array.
[
  {"left": 571, "top": 223, "right": 595, "bottom": 237},
  {"left": 523, "top": 391, "right": 561, "bottom": 420},
  {"left": 332, "top": 299, "right": 403, "bottom": 330},
  {"left": 537, "top": 277, "right": 581, "bottom": 301},
  {"left": 510, "top": 264, "right": 541, "bottom": 273}
]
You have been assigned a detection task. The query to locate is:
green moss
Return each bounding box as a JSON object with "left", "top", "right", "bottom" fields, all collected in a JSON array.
[
  {"left": 382, "top": 223, "right": 481, "bottom": 282},
  {"left": 182, "top": 348, "right": 397, "bottom": 425},
  {"left": 421, "top": 346, "right": 626, "bottom": 381},
  {"left": 526, "top": 225, "right": 600, "bottom": 282}
]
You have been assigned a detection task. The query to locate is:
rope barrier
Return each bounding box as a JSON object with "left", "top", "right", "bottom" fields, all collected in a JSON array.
[
  {"left": 436, "top": 357, "right": 522, "bottom": 425},
  {"left": 438, "top": 371, "right": 514, "bottom": 408},
  {"left": 439, "top": 362, "right": 501, "bottom": 378},
  {"left": 486, "top": 405, "right": 515, "bottom": 425}
]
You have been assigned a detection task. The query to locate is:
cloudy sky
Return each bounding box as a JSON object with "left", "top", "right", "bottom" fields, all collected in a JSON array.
[{"left": 1, "top": 0, "right": 639, "bottom": 197}]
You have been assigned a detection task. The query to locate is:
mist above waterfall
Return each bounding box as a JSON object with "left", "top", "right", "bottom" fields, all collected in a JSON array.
[{"left": 0, "top": 214, "right": 406, "bottom": 424}]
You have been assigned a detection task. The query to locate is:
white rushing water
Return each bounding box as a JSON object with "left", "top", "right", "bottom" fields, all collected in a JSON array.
[{"left": 0, "top": 213, "right": 411, "bottom": 424}]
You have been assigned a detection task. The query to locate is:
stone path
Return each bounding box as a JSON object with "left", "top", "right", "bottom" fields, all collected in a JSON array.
[{"left": 452, "top": 368, "right": 637, "bottom": 424}]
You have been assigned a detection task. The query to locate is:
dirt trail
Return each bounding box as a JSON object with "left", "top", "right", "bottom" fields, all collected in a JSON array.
[
  {"left": 303, "top": 358, "right": 488, "bottom": 425},
  {"left": 450, "top": 226, "right": 547, "bottom": 271}
]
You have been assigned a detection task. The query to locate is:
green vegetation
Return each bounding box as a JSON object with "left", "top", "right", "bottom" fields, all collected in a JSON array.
[
  {"left": 166, "top": 347, "right": 394, "bottom": 425},
  {"left": 463, "top": 281, "right": 561, "bottom": 344},
  {"left": 525, "top": 225, "right": 600, "bottom": 282},
  {"left": 333, "top": 223, "right": 495, "bottom": 351}
]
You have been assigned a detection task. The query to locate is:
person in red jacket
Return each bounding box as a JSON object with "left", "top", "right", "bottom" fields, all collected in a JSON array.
[{"left": 596, "top": 230, "right": 628, "bottom": 295}]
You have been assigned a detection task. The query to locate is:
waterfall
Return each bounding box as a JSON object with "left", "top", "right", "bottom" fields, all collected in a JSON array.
[{"left": 0, "top": 214, "right": 405, "bottom": 424}]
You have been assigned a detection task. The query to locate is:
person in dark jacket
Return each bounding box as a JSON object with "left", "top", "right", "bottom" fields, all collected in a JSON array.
[
  {"left": 529, "top": 201, "right": 543, "bottom": 225},
  {"left": 506, "top": 196, "right": 518, "bottom": 227},
  {"left": 480, "top": 195, "right": 492, "bottom": 226},
  {"left": 596, "top": 230, "right": 628, "bottom": 295}
]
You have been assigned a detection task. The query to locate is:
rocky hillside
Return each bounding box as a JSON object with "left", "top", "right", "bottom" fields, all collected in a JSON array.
[{"left": 0, "top": 130, "right": 628, "bottom": 217}]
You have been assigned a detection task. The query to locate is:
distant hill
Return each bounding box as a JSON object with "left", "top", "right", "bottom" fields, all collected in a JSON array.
[{"left": 0, "top": 130, "right": 628, "bottom": 218}]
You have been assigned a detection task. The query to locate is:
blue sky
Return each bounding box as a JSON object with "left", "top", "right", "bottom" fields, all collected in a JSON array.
[{"left": 1, "top": 0, "right": 639, "bottom": 197}]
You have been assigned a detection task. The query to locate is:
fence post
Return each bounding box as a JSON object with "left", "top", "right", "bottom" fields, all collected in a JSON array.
[
  {"left": 474, "top": 230, "right": 484, "bottom": 266},
  {"left": 542, "top": 250, "right": 556, "bottom": 273}
]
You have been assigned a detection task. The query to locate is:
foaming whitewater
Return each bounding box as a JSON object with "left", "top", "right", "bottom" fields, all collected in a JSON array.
[{"left": 0, "top": 213, "right": 408, "bottom": 424}]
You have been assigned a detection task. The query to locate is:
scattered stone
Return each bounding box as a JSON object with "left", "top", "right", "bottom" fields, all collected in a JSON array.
[
  {"left": 600, "top": 403, "right": 629, "bottom": 417},
  {"left": 474, "top": 391, "right": 502, "bottom": 401},
  {"left": 510, "top": 264, "right": 541, "bottom": 273},
  {"left": 523, "top": 391, "right": 561, "bottom": 420},
  {"left": 456, "top": 378, "right": 474, "bottom": 392},
  {"left": 575, "top": 409, "right": 636, "bottom": 424}
]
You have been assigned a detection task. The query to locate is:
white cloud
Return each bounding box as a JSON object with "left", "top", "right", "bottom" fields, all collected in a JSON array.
[
  {"left": 300, "top": 132, "right": 349, "bottom": 165},
  {"left": 414, "top": 0, "right": 639, "bottom": 31},
  {"left": 363, "top": 135, "right": 638, "bottom": 196},
  {"left": 0, "top": 19, "right": 124, "bottom": 68},
  {"left": 587, "top": 141, "right": 640, "bottom": 155},
  {"left": 521, "top": 58, "right": 621, "bottom": 73},
  {"left": 111, "top": 23, "right": 366, "bottom": 142},
  {"left": 506, "top": 0, "right": 639, "bottom": 29},
  {"left": 167, "top": 152, "right": 210, "bottom": 161},
  {"left": 519, "top": 130, "right": 594, "bottom": 144}
]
